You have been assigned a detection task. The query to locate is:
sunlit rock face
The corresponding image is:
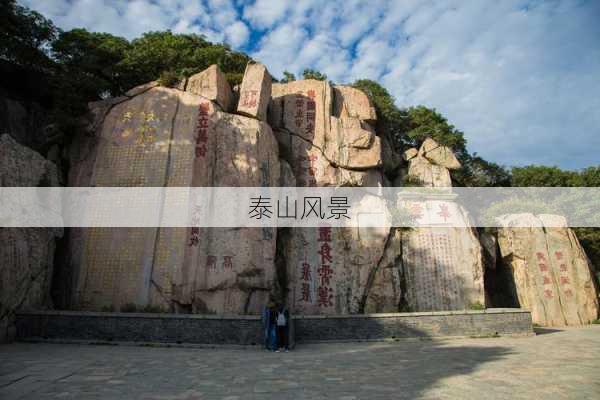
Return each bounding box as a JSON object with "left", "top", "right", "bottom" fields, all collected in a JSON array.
[
  {"left": 496, "top": 214, "right": 599, "bottom": 326},
  {"left": 237, "top": 63, "right": 272, "bottom": 121},
  {"left": 61, "top": 63, "right": 595, "bottom": 323},
  {"left": 68, "top": 66, "right": 280, "bottom": 314},
  {"left": 269, "top": 79, "right": 390, "bottom": 315},
  {"left": 364, "top": 216, "right": 486, "bottom": 313},
  {"left": 0, "top": 134, "right": 63, "bottom": 342}
]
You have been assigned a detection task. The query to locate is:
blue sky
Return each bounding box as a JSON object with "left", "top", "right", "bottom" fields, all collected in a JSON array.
[{"left": 21, "top": 0, "right": 600, "bottom": 170}]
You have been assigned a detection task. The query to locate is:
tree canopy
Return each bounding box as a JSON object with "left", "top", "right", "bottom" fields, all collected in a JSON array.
[
  {"left": 2, "top": 0, "right": 598, "bottom": 271},
  {"left": 302, "top": 68, "right": 327, "bottom": 81},
  {"left": 2, "top": 0, "right": 597, "bottom": 192},
  {"left": 0, "top": 0, "right": 57, "bottom": 70}
]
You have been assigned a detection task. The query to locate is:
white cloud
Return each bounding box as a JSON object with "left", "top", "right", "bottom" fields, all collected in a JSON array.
[
  {"left": 225, "top": 21, "right": 250, "bottom": 47},
  {"left": 243, "top": 0, "right": 290, "bottom": 29},
  {"left": 18, "top": 0, "right": 600, "bottom": 169}
]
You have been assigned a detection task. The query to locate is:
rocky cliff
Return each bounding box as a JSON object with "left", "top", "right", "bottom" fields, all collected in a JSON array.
[
  {"left": 64, "top": 63, "right": 491, "bottom": 317},
  {"left": 0, "top": 134, "right": 63, "bottom": 343},
  {"left": 2, "top": 61, "right": 597, "bottom": 328},
  {"left": 495, "top": 214, "right": 599, "bottom": 326}
]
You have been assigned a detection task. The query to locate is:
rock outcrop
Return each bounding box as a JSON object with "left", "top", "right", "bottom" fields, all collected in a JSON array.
[
  {"left": 402, "top": 138, "right": 458, "bottom": 187},
  {"left": 364, "top": 203, "right": 486, "bottom": 313},
  {"left": 496, "top": 214, "right": 599, "bottom": 326},
  {"left": 42, "top": 62, "right": 596, "bottom": 325},
  {"left": 0, "top": 134, "right": 63, "bottom": 343},
  {"left": 237, "top": 63, "right": 272, "bottom": 121},
  {"left": 268, "top": 79, "right": 391, "bottom": 314},
  {"left": 68, "top": 66, "right": 280, "bottom": 314},
  {"left": 186, "top": 65, "right": 234, "bottom": 112}
]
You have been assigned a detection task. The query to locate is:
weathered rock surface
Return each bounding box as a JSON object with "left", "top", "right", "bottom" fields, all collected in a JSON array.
[
  {"left": 496, "top": 214, "right": 599, "bottom": 326},
  {"left": 237, "top": 63, "right": 272, "bottom": 121},
  {"left": 186, "top": 65, "right": 234, "bottom": 111},
  {"left": 333, "top": 85, "right": 377, "bottom": 123},
  {"left": 327, "top": 116, "right": 382, "bottom": 169},
  {"left": 407, "top": 155, "right": 452, "bottom": 187},
  {"left": 68, "top": 84, "right": 280, "bottom": 314},
  {"left": 404, "top": 139, "right": 458, "bottom": 187},
  {"left": 420, "top": 137, "right": 461, "bottom": 170},
  {"left": 400, "top": 225, "right": 485, "bottom": 311},
  {"left": 270, "top": 80, "right": 389, "bottom": 314},
  {"left": 365, "top": 210, "right": 486, "bottom": 313},
  {"left": 42, "top": 69, "right": 597, "bottom": 324},
  {"left": 0, "top": 134, "right": 62, "bottom": 343}
]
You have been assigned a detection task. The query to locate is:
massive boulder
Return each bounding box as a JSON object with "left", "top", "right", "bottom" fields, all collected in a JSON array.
[
  {"left": 420, "top": 137, "right": 461, "bottom": 170},
  {"left": 496, "top": 214, "right": 599, "bottom": 326},
  {"left": 403, "top": 139, "right": 458, "bottom": 187},
  {"left": 0, "top": 134, "right": 63, "bottom": 343},
  {"left": 269, "top": 79, "right": 389, "bottom": 314},
  {"left": 186, "top": 65, "right": 234, "bottom": 112},
  {"left": 237, "top": 63, "right": 272, "bottom": 121},
  {"left": 67, "top": 72, "right": 280, "bottom": 314},
  {"left": 365, "top": 205, "right": 486, "bottom": 313},
  {"left": 333, "top": 85, "right": 377, "bottom": 123}
]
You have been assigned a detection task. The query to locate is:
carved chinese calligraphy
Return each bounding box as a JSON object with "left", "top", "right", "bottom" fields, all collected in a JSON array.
[
  {"left": 496, "top": 214, "right": 599, "bottom": 326},
  {"left": 237, "top": 63, "right": 272, "bottom": 121}
]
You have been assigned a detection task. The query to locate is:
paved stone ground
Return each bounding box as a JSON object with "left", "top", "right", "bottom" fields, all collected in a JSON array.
[{"left": 1, "top": 326, "right": 599, "bottom": 400}]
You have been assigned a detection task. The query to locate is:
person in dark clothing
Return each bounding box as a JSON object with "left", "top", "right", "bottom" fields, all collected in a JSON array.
[
  {"left": 275, "top": 304, "right": 290, "bottom": 352},
  {"left": 261, "top": 301, "right": 277, "bottom": 351}
]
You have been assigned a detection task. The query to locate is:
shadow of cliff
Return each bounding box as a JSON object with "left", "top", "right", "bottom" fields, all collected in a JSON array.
[{"left": 280, "top": 323, "right": 513, "bottom": 399}]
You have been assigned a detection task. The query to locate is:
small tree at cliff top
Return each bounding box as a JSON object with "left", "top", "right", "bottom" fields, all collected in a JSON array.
[
  {"left": 302, "top": 68, "right": 327, "bottom": 81},
  {"left": 280, "top": 71, "right": 296, "bottom": 83}
]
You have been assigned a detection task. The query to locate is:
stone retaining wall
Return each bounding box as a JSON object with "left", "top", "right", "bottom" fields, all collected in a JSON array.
[{"left": 16, "top": 309, "right": 532, "bottom": 346}]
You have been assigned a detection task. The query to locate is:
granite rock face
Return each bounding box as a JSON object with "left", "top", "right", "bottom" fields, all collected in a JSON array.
[
  {"left": 269, "top": 79, "right": 390, "bottom": 314},
  {"left": 420, "top": 137, "right": 461, "bottom": 170},
  {"left": 29, "top": 63, "right": 596, "bottom": 324},
  {"left": 496, "top": 214, "right": 599, "bottom": 326},
  {"left": 186, "top": 65, "right": 234, "bottom": 112},
  {"left": 365, "top": 212, "right": 486, "bottom": 313},
  {"left": 237, "top": 63, "right": 272, "bottom": 121},
  {"left": 404, "top": 139, "right": 458, "bottom": 188},
  {"left": 68, "top": 79, "right": 280, "bottom": 314},
  {"left": 0, "top": 134, "right": 63, "bottom": 343}
]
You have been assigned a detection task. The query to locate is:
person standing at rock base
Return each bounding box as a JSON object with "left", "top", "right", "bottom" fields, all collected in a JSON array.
[
  {"left": 275, "top": 304, "right": 290, "bottom": 352},
  {"left": 262, "top": 301, "right": 277, "bottom": 351}
]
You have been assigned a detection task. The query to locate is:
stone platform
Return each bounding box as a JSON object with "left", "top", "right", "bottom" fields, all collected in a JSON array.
[
  {"left": 2, "top": 326, "right": 599, "bottom": 400},
  {"left": 16, "top": 309, "right": 532, "bottom": 346}
]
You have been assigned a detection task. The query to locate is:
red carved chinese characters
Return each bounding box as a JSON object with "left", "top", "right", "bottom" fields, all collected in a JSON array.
[
  {"left": 537, "top": 251, "right": 552, "bottom": 299},
  {"left": 306, "top": 90, "right": 316, "bottom": 136},
  {"left": 555, "top": 250, "right": 573, "bottom": 297},
  {"left": 240, "top": 90, "right": 258, "bottom": 108},
  {"left": 195, "top": 103, "right": 210, "bottom": 158},
  {"left": 299, "top": 240, "right": 312, "bottom": 303},
  {"left": 437, "top": 203, "right": 451, "bottom": 222},
  {"left": 206, "top": 255, "right": 217, "bottom": 271},
  {"left": 294, "top": 94, "right": 303, "bottom": 128},
  {"left": 188, "top": 205, "right": 202, "bottom": 247},
  {"left": 222, "top": 255, "right": 233, "bottom": 270},
  {"left": 317, "top": 226, "right": 334, "bottom": 307}
]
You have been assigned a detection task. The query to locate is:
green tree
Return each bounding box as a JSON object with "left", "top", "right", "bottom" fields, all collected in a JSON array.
[
  {"left": 458, "top": 154, "right": 511, "bottom": 187},
  {"left": 510, "top": 165, "right": 577, "bottom": 187},
  {"left": 302, "top": 68, "right": 327, "bottom": 81},
  {"left": 403, "top": 106, "right": 468, "bottom": 159},
  {"left": 280, "top": 70, "right": 296, "bottom": 83},
  {"left": 352, "top": 79, "right": 406, "bottom": 151},
  {"left": 51, "top": 29, "right": 132, "bottom": 98},
  {"left": 0, "top": 0, "right": 58, "bottom": 70}
]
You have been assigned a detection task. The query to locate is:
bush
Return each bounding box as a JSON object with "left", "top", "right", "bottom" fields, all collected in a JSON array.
[{"left": 157, "top": 70, "right": 181, "bottom": 88}]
